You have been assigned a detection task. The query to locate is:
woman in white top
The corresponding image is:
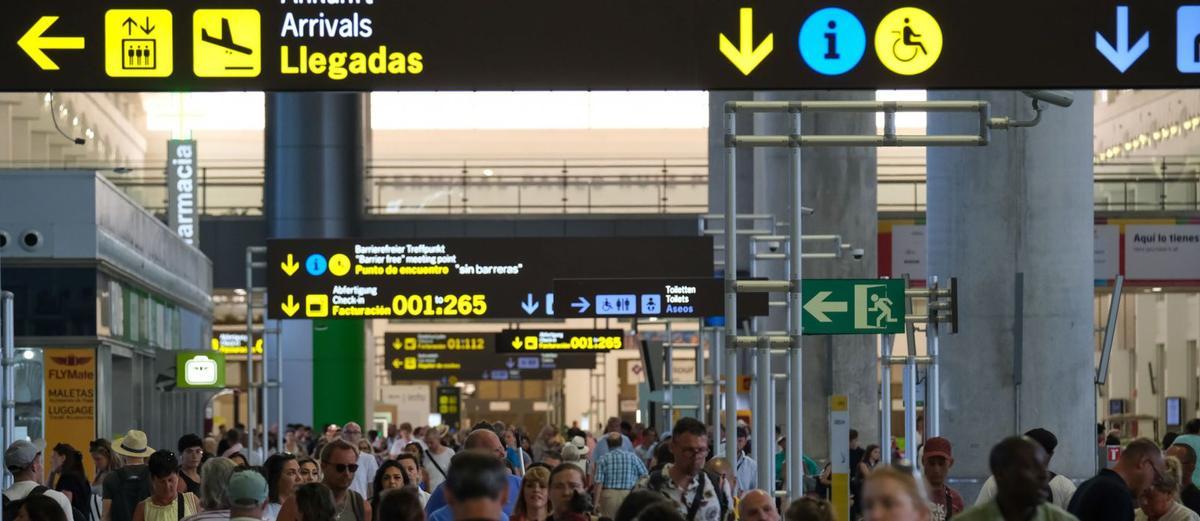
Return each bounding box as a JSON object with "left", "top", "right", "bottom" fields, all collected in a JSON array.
[
  {"left": 263, "top": 454, "right": 302, "bottom": 521},
  {"left": 422, "top": 426, "right": 454, "bottom": 492},
  {"left": 1137, "top": 456, "right": 1200, "bottom": 521}
]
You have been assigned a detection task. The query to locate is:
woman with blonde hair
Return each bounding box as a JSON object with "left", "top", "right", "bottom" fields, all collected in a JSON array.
[
  {"left": 1137, "top": 457, "right": 1200, "bottom": 521},
  {"left": 512, "top": 465, "right": 552, "bottom": 521},
  {"left": 862, "top": 467, "right": 932, "bottom": 521}
]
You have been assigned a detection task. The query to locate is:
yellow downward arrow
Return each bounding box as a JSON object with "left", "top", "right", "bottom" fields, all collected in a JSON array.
[
  {"left": 18, "top": 16, "right": 85, "bottom": 71},
  {"left": 281, "top": 295, "right": 300, "bottom": 317},
  {"left": 281, "top": 254, "right": 300, "bottom": 276},
  {"left": 718, "top": 8, "right": 773, "bottom": 76}
]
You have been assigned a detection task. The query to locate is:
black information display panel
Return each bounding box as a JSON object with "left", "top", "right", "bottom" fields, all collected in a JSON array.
[
  {"left": 2, "top": 0, "right": 1199, "bottom": 91},
  {"left": 553, "top": 278, "right": 770, "bottom": 319},
  {"left": 496, "top": 329, "right": 626, "bottom": 354},
  {"left": 384, "top": 332, "right": 596, "bottom": 381},
  {"left": 267, "top": 237, "right": 712, "bottom": 320}
]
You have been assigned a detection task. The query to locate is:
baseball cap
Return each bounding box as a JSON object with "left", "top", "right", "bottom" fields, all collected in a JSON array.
[
  {"left": 227, "top": 470, "right": 269, "bottom": 507},
  {"left": 5, "top": 440, "right": 43, "bottom": 471},
  {"left": 1024, "top": 428, "right": 1058, "bottom": 454},
  {"left": 923, "top": 437, "right": 953, "bottom": 460}
]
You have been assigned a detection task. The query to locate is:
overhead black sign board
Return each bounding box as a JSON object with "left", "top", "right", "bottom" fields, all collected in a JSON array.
[
  {"left": 553, "top": 278, "right": 769, "bottom": 319},
  {"left": 385, "top": 332, "right": 492, "bottom": 354},
  {"left": 266, "top": 237, "right": 712, "bottom": 320},
  {"left": 4, "top": 1, "right": 1200, "bottom": 91},
  {"left": 496, "top": 329, "right": 626, "bottom": 354},
  {"left": 385, "top": 332, "right": 595, "bottom": 380}
]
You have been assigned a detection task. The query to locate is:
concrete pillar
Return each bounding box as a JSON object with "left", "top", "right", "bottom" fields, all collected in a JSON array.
[
  {"left": 264, "top": 93, "right": 366, "bottom": 428},
  {"left": 751, "top": 91, "right": 878, "bottom": 464},
  {"left": 926, "top": 91, "right": 1096, "bottom": 492}
]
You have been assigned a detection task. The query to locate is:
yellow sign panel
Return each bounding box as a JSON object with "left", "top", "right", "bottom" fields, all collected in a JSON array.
[
  {"left": 105, "top": 9, "right": 173, "bottom": 77},
  {"left": 306, "top": 294, "right": 329, "bottom": 317},
  {"left": 874, "top": 7, "right": 942, "bottom": 76},
  {"left": 194, "top": 10, "right": 261, "bottom": 77},
  {"left": 329, "top": 254, "right": 352, "bottom": 276},
  {"left": 45, "top": 349, "right": 96, "bottom": 479}
]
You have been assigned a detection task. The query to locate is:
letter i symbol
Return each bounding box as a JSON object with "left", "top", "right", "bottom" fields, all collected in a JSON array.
[{"left": 824, "top": 20, "right": 839, "bottom": 59}]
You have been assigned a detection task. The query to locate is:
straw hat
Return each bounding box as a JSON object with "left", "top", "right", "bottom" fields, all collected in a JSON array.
[{"left": 113, "top": 430, "right": 155, "bottom": 459}]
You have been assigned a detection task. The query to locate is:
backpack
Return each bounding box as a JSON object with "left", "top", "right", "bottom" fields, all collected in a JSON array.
[
  {"left": 3, "top": 486, "right": 87, "bottom": 521},
  {"left": 646, "top": 469, "right": 729, "bottom": 521},
  {"left": 105, "top": 467, "right": 152, "bottom": 521}
]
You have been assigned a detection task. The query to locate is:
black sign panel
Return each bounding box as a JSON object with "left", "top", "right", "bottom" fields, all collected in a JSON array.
[
  {"left": 496, "top": 329, "right": 626, "bottom": 354},
  {"left": 267, "top": 237, "right": 711, "bottom": 320},
  {"left": 385, "top": 332, "right": 592, "bottom": 380},
  {"left": 436, "top": 386, "right": 461, "bottom": 428},
  {"left": 385, "top": 332, "right": 493, "bottom": 354},
  {"left": 3, "top": 1, "right": 1199, "bottom": 91},
  {"left": 553, "top": 278, "right": 769, "bottom": 319}
]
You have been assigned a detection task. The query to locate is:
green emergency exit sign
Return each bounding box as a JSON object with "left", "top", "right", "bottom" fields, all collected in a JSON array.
[{"left": 802, "top": 279, "right": 905, "bottom": 335}]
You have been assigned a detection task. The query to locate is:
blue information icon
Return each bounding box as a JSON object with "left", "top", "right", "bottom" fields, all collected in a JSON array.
[
  {"left": 798, "top": 7, "right": 866, "bottom": 75},
  {"left": 305, "top": 254, "right": 328, "bottom": 276},
  {"left": 1178, "top": 6, "right": 1200, "bottom": 73}
]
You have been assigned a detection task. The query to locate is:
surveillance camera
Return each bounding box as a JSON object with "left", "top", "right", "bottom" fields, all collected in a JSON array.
[
  {"left": 767, "top": 241, "right": 781, "bottom": 252},
  {"left": 851, "top": 248, "right": 865, "bottom": 260},
  {"left": 1021, "top": 90, "right": 1074, "bottom": 108}
]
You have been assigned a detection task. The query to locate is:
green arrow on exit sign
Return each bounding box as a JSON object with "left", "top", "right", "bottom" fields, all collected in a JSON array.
[{"left": 801, "top": 279, "right": 906, "bottom": 335}]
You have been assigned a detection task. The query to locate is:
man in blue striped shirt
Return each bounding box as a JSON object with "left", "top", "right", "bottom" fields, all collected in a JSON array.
[{"left": 594, "top": 432, "right": 649, "bottom": 517}]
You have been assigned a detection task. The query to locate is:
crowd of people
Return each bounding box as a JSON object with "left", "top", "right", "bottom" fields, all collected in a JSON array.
[{"left": 6, "top": 416, "right": 1200, "bottom": 521}]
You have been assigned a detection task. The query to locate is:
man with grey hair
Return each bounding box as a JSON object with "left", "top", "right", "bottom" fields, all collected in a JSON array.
[
  {"left": 182, "top": 457, "right": 237, "bottom": 521},
  {"left": 342, "top": 422, "right": 379, "bottom": 498}
]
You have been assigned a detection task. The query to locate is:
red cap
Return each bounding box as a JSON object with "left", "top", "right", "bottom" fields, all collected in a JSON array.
[{"left": 923, "top": 437, "right": 953, "bottom": 460}]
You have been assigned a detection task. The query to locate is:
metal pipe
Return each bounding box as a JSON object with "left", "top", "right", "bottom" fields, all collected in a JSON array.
[
  {"left": 736, "top": 280, "right": 792, "bottom": 292},
  {"left": 787, "top": 108, "right": 804, "bottom": 502},
  {"left": 723, "top": 110, "right": 739, "bottom": 468},
  {"left": 666, "top": 321, "right": 674, "bottom": 427},
  {"left": 927, "top": 276, "right": 940, "bottom": 438},
  {"left": 701, "top": 213, "right": 776, "bottom": 221},
  {"left": 880, "top": 335, "right": 893, "bottom": 465},
  {"left": 727, "top": 100, "right": 990, "bottom": 113},
  {"left": 732, "top": 136, "right": 987, "bottom": 147},
  {"left": 696, "top": 319, "right": 705, "bottom": 424},
  {"left": 904, "top": 357, "right": 918, "bottom": 464},
  {"left": 756, "top": 335, "right": 772, "bottom": 497},
  {"left": 276, "top": 321, "right": 285, "bottom": 454},
  {"left": 2, "top": 291, "right": 14, "bottom": 457},
  {"left": 882, "top": 356, "right": 935, "bottom": 365},
  {"left": 711, "top": 328, "right": 723, "bottom": 451},
  {"left": 732, "top": 336, "right": 793, "bottom": 348},
  {"left": 245, "top": 247, "right": 256, "bottom": 460}
]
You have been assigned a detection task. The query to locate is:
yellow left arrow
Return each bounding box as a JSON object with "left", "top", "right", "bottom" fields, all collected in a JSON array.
[
  {"left": 281, "top": 254, "right": 300, "bottom": 276},
  {"left": 18, "top": 16, "right": 85, "bottom": 71},
  {"left": 281, "top": 295, "right": 300, "bottom": 317}
]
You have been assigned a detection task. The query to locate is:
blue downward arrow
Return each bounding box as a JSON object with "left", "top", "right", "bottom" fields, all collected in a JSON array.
[
  {"left": 521, "top": 294, "right": 540, "bottom": 315},
  {"left": 1095, "top": 5, "right": 1149, "bottom": 73},
  {"left": 571, "top": 297, "right": 591, "bottom": 313}
]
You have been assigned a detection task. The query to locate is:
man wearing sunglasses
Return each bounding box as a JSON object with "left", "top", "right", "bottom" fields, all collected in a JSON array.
[
  {"left": 322, "top": 439, "right": 371, "bottom": 521},
  {"left": 1069, "top": 438, "right": 1166, "bottom": 521}
]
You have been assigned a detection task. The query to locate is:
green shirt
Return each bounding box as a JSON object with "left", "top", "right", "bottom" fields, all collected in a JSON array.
[{"left": 956, "top": 500, "right": 1080, "bottom": 521}]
